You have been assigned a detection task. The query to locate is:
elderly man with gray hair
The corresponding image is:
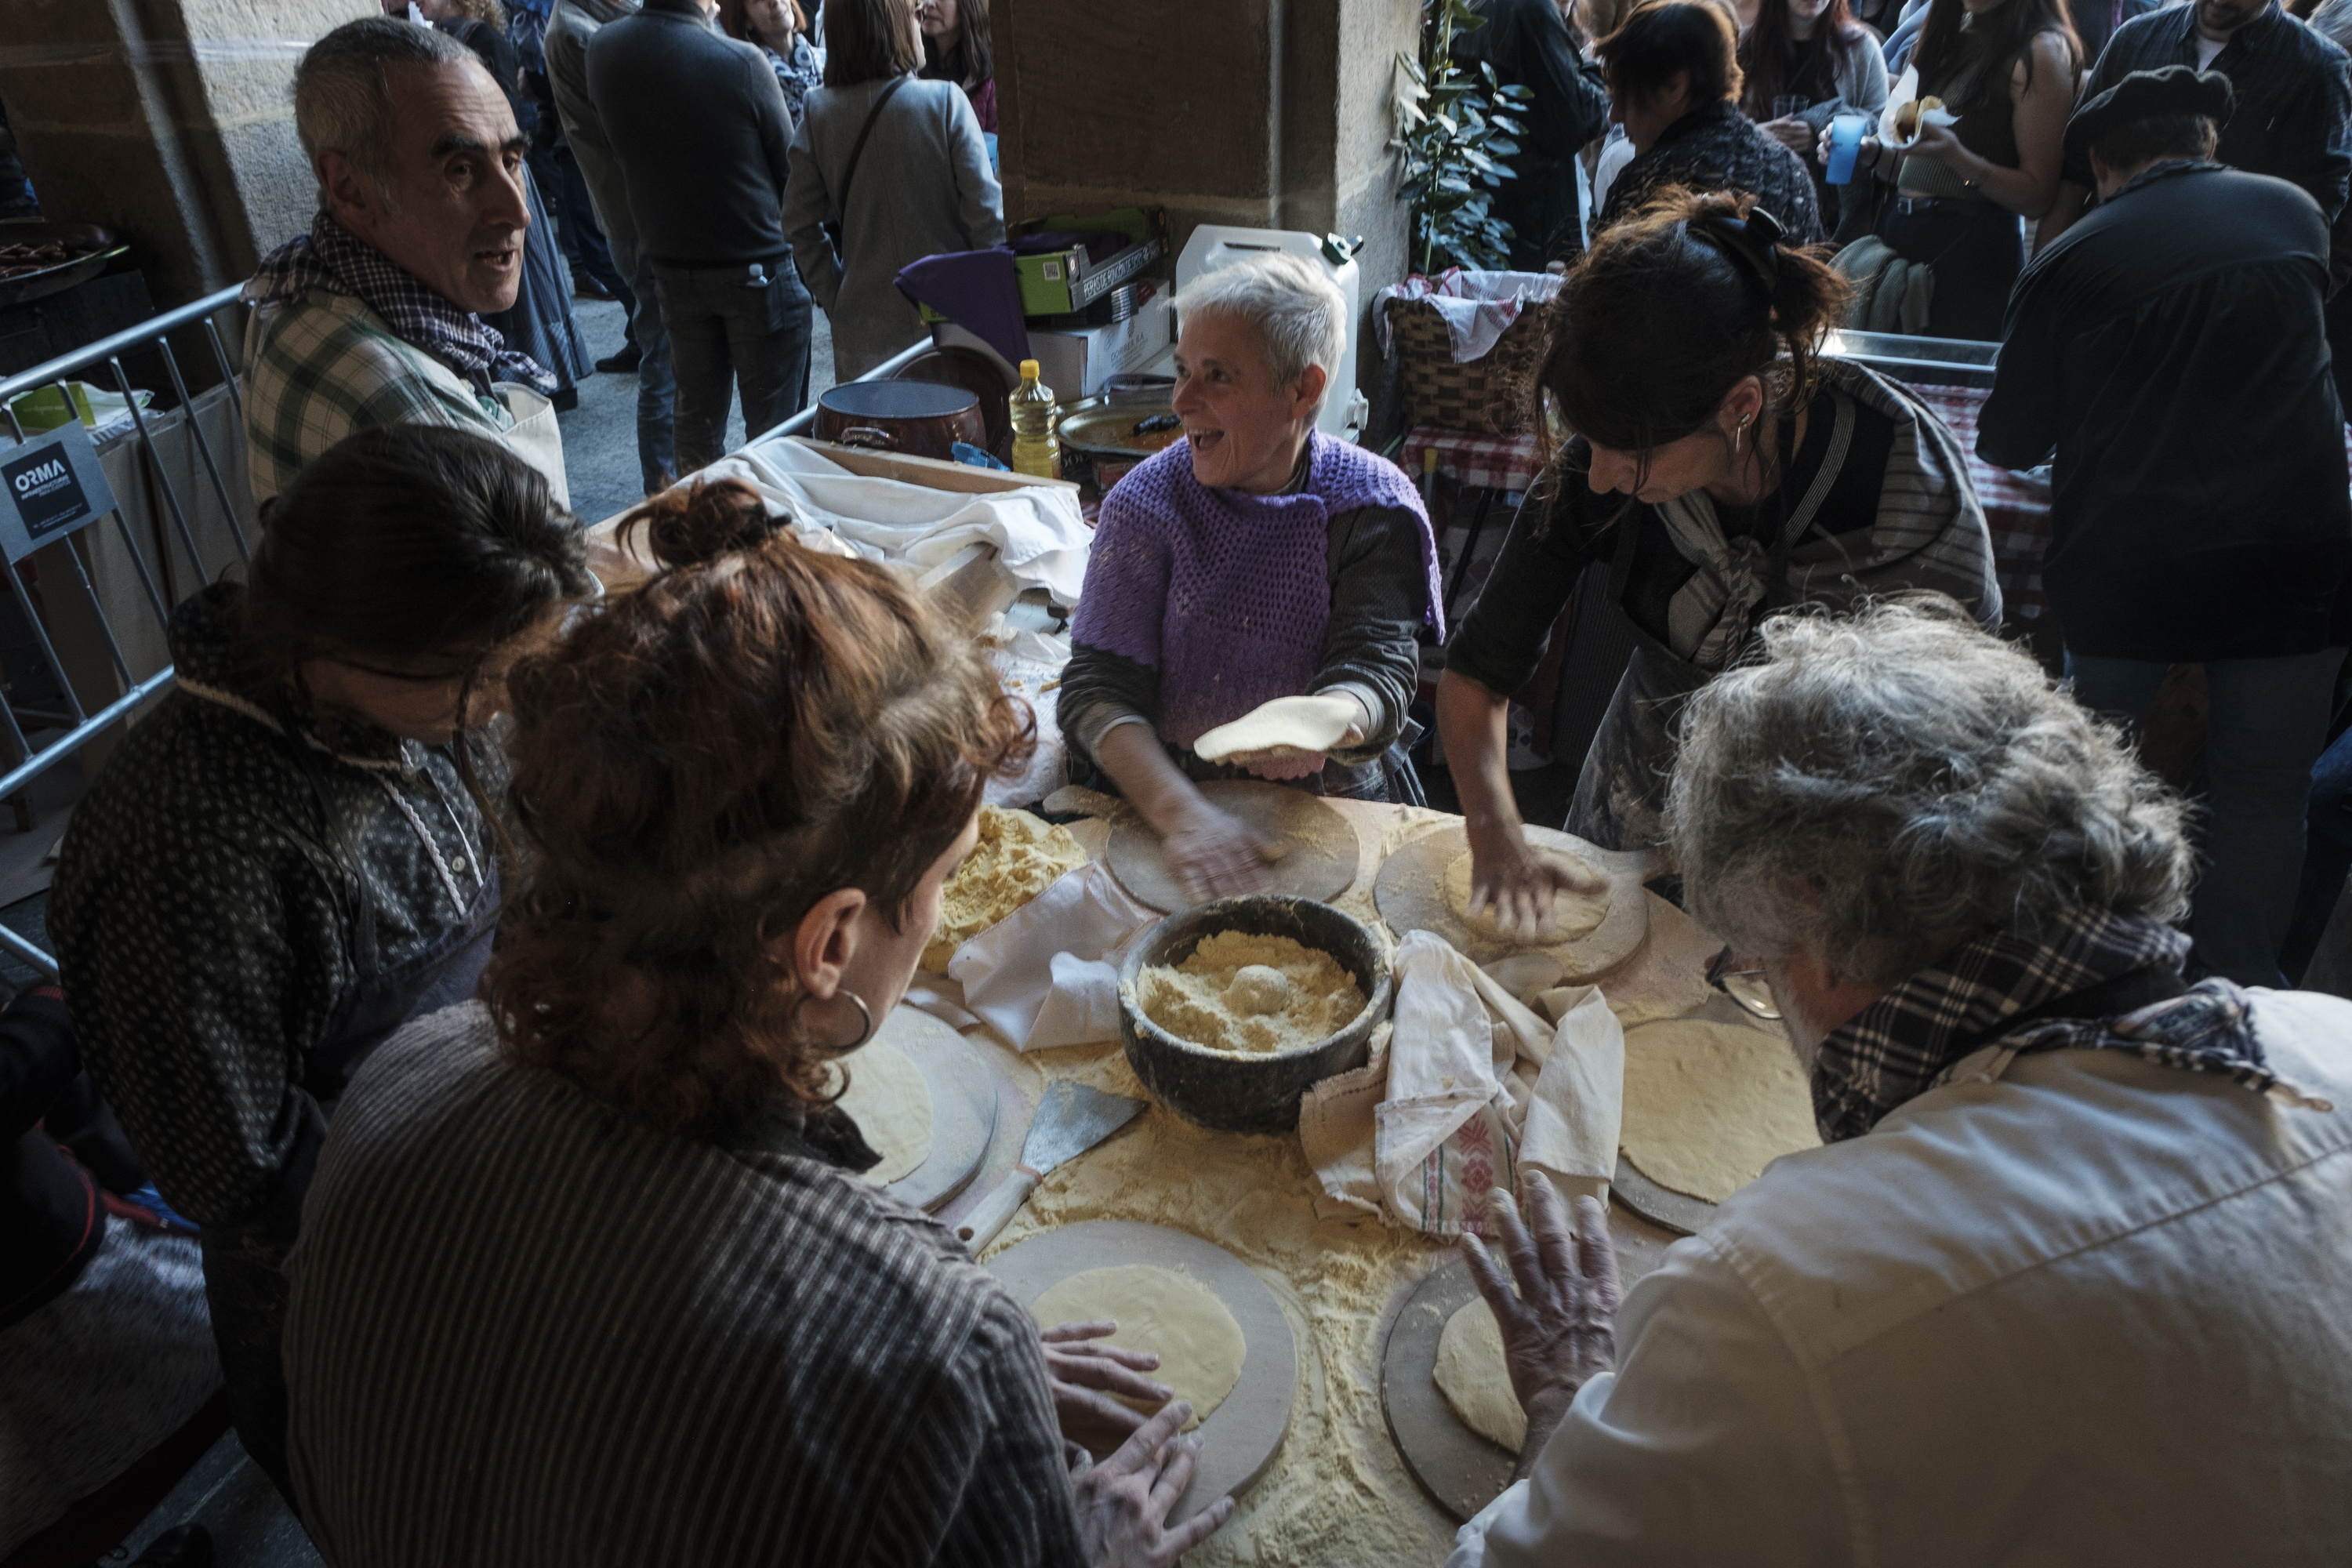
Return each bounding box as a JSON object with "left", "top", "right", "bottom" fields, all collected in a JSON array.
[
  {"left": 1449, "top": 599, "right": 2352, "bottom": 1565},
  {"left": 1058, "top": 252, "right": 1444, "bottom": 899},
  {"left": 242, "top": 16, "right": 568, "bottom": 508}
]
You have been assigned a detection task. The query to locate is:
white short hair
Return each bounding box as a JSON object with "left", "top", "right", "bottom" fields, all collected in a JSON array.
[
  {"left": 1181, "top": 252, "right": 1347, "bottom": 411},
  {"left": 296, "top": 17, "right": 477, "bottom": 201}
]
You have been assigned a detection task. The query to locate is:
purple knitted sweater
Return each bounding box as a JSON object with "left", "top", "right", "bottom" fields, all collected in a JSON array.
[{"left": 1071, "top": 433, "right": 1443, "bottom": 750}]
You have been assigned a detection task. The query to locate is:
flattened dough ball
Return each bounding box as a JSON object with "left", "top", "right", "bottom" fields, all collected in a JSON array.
[
  {"left": 1029, "top": 1265, "right": 1247, "bottom": 1432},
  {"left": 1433, "top": 1298, "right": 1526, "bottom": 1452},
  {"left": 1443, "top": 851, "right": 1609, "bottom": 942},
  {"left": 1619, "top": 1019, "right": 1821, "bottom": 1202},
  {"left": 828, "top": 1041, "right": 935, "bottom": 1186}
]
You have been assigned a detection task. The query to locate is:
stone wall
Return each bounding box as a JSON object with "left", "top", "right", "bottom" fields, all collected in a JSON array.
[
  {"left": 993, "top": 0, "right": 1418, "bottom": 395},
  {"left": 1, "top": 0, "right": 372, "bottom": 307}
]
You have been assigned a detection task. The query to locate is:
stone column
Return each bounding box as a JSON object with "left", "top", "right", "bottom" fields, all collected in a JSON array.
[
  {"left": 992, "top": 0, "right": 1420, "bottom": 397},
  {"left": 0, "top": 0, "right": 372, "bottom": 308}
]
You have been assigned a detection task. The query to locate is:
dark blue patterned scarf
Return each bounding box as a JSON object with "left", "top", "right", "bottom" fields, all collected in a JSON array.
[
  {"left": 251, "top": 211, "right": 552, "bottom": 393},
  {"left": 1816, "top": 906, "right": 2332, "bottom": 1143}
]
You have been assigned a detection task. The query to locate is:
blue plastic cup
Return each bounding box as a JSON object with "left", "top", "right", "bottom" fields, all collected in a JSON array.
[{"left": 1826, "top": 114, "right": 1867, "bottom": 185}]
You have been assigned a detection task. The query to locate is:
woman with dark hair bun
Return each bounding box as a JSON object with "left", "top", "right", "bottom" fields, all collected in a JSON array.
[
  {"left": 1437, "top": 186, "right": 2000, "bottom": 929},
  {"left": 282, "top": 478, "right": 1234, "bottom": 1567},
  {"left": 47, "top": 424, "right": 595, "bottom": 1497},
  {"left": 1831, "top": 0, "right": 2080, "bottom": 337}
]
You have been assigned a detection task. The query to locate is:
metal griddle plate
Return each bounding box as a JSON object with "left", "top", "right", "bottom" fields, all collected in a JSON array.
[
  {"left": 1373, "top": 822, "right": 1648, "bottom": 977},
  {"left": 985, "top": 1221, "right": 1297, "bottom": 1523},
  {"left": 1381, "top": 1255, "right": 1515, "bottom": 1523},
  {"left": 869, "top": 1006, "right": 999, "bottom": 1213},
  {"left": 1609, "top": 1154, "right": 1714, "bottom": 1238}
]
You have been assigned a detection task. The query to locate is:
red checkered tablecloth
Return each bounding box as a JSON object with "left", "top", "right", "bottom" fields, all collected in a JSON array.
[
  {"left": 1402, "top": 426, "right": 1548, "bottom": 494},
  {"left": 1905, "top": 383, "right": 2054, "bottom": 621}
]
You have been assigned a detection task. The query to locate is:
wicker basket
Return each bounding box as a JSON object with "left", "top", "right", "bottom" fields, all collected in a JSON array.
[{"left": 1385, "top": 294, "right": 1548, "bottom": 436}]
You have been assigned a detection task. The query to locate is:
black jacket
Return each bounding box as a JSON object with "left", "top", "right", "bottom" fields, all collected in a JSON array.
[
  {"left": 586, "top": 0, "right": 798, "bottom": 269},
  {"left": 1599, "top": 99, "right": 1824, "bottom": 241},
  {"left": 1980, "top": 160, "right": 2350, "bottom": 661},
  {"left": 2060, "top": 1, "right": 2352, "bottom": 223},
  {"left": 1456, "top": 0, "right": 1611, "bottom": 268}
]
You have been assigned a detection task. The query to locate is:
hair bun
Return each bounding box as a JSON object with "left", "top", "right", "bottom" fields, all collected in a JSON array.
[{"left": 622, "top": 478, "right": 787, "bottom": 572}]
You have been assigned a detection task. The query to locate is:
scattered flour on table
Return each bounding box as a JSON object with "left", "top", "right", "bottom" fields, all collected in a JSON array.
[
  {"left": 923, "top": 804, "right": 1087, "bottom": 971},
  {"left": 986, "top": 1042, "right": 1457, "bottom": 1568},
  {"left": 1138, "top": 931, "right": 1366, "bottom": 1055}
]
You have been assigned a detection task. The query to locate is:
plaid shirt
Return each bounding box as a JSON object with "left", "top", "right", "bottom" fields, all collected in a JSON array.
[
  {"left": 1815, "top": 906, "right": 2330, "bottom": 1143},
  {"left": 241, "top": 216, "right": 550, "bottom": 503}
]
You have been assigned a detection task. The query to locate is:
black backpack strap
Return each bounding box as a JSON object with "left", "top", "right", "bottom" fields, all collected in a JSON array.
[{"left": 833, "top": 74, "right": 911, "bottom": 241}]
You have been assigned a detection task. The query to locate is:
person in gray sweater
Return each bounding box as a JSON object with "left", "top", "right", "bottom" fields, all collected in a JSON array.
[
  {"left": 785, "top": 0, "right": 1005, "bottom": 379},
  {"left": 590, "top": 0, "right": 814, "bottom": 474}
]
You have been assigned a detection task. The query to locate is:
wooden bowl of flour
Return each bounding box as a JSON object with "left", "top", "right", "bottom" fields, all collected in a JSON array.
[{"left": 1118, "top": 895, "right": 1392, "bottom": 1136}]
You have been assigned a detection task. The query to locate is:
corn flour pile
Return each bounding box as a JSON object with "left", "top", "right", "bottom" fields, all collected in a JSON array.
[
  {"left": 923, "top": 805, "right": 1087, "bottom": 971},
  {"left": 1138, "top": 931, "right": 1366, "bottom": 1055}
]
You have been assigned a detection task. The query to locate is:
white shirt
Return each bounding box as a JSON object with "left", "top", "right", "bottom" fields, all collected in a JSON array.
[
  {"left": 1450, "top": 989, "right": 2352, "bottom": 1567},
  {"left": 2196, "top": 30, "right": 2229, "bottom": 67}
]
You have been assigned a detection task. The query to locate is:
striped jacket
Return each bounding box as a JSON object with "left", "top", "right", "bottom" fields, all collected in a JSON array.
[
  {"left": 284, "top": 1001, "right": 1091, "bottom": 1567},
  {"left": 240, "top": 286, "right": 513, "bottom": 506}
]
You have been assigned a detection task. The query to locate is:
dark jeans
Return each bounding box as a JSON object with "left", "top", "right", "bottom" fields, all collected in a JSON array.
[
  {"left": 653, "top": 260, "right": 813, "bottom": 476},
  {"left": 1875, "top": 195, "right": 2024, "bottom": 343},
  {"left": 200, "top": 1233, "right": 297, "bottom": 1506},
  {"left": 2070, "top": 647, "right": 2345, "bottom": 987}
]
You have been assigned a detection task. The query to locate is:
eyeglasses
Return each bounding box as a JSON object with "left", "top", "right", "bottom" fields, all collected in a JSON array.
[{"left": 1707, "top": 946, "right": 1782, "bottom": 1021}]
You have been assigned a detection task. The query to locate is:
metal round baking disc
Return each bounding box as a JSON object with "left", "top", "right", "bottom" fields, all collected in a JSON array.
[
  {"left": 985, "top": 1220, "right": 1297, "bottom": 1521},
  {"left": 1381, "top": 1256, "right": 1516, "bottom": 1522},
  {"left": 866, "top": 1006, "right": 998, "bottom": 1213},
  {"left": 1106, "top": 779, "right": 1361, "bottom": 913},
  {"left": 1609, "top": 1153, "right": 1713, "bottom": 1238},
  {"left": 1373, "top": 822, "right": 1647, "bottom": 978}
]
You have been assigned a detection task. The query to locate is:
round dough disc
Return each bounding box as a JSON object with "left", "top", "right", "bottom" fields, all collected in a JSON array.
[
  {"left": 1620, "top": 1019, "right": 1821, "bottom": 1203},
  {"left": 1029, "top": 1264, "right": 1247, "bottom": 1432},
  {"left": 1442, "top": 851, "right": 1609, "bottom": 943},
  {"left": 1433, "top": 1298, "right": 1525, "bottom": 1454},
  {"left": 830, "top": 1040, "right": 935, "bottom": 1186}
]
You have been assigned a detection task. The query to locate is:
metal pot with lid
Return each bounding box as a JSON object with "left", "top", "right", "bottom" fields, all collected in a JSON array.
[
  {"left": 813, "top": 379, "right": 987, "bottom": 462},
  {"left": 1056, "top": 391, "right": 1185, "bottom": 501}
]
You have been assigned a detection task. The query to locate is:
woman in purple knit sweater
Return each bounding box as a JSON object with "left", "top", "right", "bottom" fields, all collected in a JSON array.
[{"left": 1057, "top": 252, "right": 1444, "bottom": 901}]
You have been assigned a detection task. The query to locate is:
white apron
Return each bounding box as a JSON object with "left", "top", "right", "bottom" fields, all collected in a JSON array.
[{"left": 492, "top": 383, "right": 572, "bottom": 511}]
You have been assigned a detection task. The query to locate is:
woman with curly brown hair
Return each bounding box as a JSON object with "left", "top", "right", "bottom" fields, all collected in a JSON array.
[
  {"left": 281, "top": 480, "right": 1232, "bottom": 1568},
  {"left": 1436, "top": 186, "right": 2000, "bottom": 931}
]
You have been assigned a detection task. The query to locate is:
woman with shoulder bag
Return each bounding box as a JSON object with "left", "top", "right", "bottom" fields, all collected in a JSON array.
[
  {"left": 1825, "top": 0, "right": 2079, "bottom": 338},
  {"left": 784, "top": 0, "right": 1007, "bottom": 379}
]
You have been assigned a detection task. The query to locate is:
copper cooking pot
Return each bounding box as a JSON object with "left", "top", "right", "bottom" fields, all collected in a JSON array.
[{"left": 812, "top": 379, "right": 986, "bottom": 462}]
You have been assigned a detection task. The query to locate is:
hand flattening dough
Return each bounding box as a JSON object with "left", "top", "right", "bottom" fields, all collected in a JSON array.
[
  {"left": 1620, "top": 1019, "right": 1821, "bottom": 1202},
  {"left": 828, "top": 1041, "right": 935, "bottom": 1186},
  {"left": 1029, "top": 1265, "right": 1247, "bottom": 1432},
  {"left": 1433, "top": 1298, "right": 1526, "bottom": 1452},
  {"left": 1443, "top": 850, "right": 1610, "bottom": 942}
]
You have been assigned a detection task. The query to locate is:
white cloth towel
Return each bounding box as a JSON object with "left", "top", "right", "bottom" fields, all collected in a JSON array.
[
  {"left": 691, "top": 436, "right": 1094, "bottom": 604},
  {"left": 948, "top": 862, "right": 1159, "bottom": 1049},
  {"left": 1298, "top": 930, "right": 1622, "bottom": 1233}
]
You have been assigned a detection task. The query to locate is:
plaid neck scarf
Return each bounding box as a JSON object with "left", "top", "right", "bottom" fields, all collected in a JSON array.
[
  {"left": 250, "top": 212, "right": 552, "bottom": 394},
  {"left": 1814, "top": 906, "right": 2332, "bottom": 1144}
]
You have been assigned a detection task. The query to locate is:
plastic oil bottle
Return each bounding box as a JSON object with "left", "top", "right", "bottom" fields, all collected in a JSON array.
[{"left": 1010, "top": 360, "right": 1060, "bottom": 479}]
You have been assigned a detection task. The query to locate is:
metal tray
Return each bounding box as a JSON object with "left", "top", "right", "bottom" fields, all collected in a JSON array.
[{"left": 0, "top": 221, "right": 128, "bottom": 310}]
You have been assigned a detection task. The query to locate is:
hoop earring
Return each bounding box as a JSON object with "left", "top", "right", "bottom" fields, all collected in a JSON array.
[
  {"left": 1734, "top": 411, "right": 1755, "bottom": 458},
  {"left": 794, "top": 989, "right": 874, "bottom": 1051}
]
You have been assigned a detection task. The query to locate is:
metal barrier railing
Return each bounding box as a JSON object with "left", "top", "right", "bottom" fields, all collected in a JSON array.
[{"left": 0, "top": 282, "right": 253, "bottom": 974}]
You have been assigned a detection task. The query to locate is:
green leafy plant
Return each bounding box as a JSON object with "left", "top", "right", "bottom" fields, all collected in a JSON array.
[{"left": 1392, "top": 0, "right": 1534, "bottom": 274}]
